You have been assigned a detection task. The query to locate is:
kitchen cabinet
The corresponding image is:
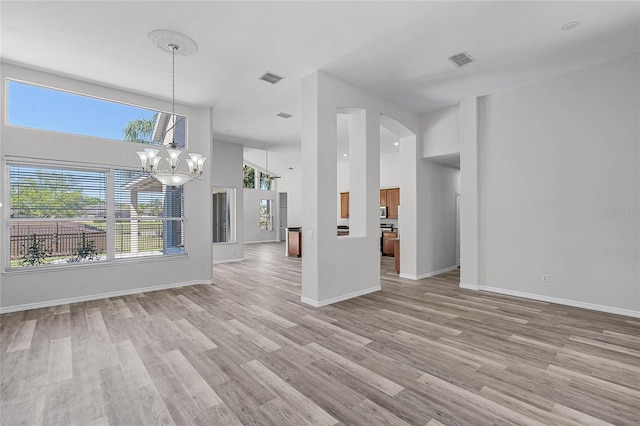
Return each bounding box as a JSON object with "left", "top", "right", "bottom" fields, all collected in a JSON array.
[
  {"left": 386, "top": 188, "right": 400, "bottom": 219},
  {"left": 340, "top": 192, "right": 349, "bottom": 218},
  {"left": 341, "top": 188, "right": 397, "bottom": 219},
  {"left": 382, "top": 231, "right": 397, "bottom": 256},
  {"left": 287, "top": 229, "right": 302, "bottom": 257}
]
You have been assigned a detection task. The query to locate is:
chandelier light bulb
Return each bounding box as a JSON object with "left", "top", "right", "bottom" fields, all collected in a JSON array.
[
  {"left": 197, "top": 157, "right": 207, "bottom": 173},
  {"left": 136, "top": 151, "right": 148, "bottom": 169},
  {"left": 151, "top": 156, "right": 162, "bottom": 169},
  {"left": 165, "top": 148, "right": 182, "bottom": 168}
]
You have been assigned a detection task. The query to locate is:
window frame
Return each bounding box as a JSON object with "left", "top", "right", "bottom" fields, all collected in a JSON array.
[
  {"left": 259, "top": 172, "right": 274, "bottom": 191},
  {"left": 4, "top": 158, "right": 189, "bottom": 273},
  {"left": 113, "top": 169, "right": 186, "bottom": 260}
]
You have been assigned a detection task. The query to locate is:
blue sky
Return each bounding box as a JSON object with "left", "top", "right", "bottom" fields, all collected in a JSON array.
[{"left": 7, "top": 80, "right": 156, "bottom": 140}]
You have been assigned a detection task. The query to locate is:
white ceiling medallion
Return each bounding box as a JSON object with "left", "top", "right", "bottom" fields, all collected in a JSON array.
[{"left": 148, "top": 30, "right": 198, "bottom": 56}]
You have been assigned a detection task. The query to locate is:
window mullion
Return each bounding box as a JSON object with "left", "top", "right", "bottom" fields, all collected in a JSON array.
[{"left": 106, "top": 169, "right": 115, "bottom": 261}]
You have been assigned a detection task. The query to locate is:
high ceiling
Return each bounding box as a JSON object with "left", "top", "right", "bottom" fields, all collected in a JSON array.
[{"left": 2, "top": 1, "right": 639, "bottom": 173}]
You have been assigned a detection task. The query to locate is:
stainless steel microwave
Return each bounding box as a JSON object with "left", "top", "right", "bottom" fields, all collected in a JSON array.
[{"left": 380, "top": 206, "right": 387, "bottom": 218}]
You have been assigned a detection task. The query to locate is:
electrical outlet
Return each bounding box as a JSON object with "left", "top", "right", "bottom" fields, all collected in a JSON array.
[
  {"left": 232, "top": 250, "right": 235, "bottom": 256},
  {"left": 203, "top": 262, "right": 207, "bottom": 269},
  {"left": 542, "top": 274, "right": 549, "bottom": 282}
]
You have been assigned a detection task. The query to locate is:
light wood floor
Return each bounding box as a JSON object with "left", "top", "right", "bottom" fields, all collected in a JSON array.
[{"left": 1, "top": 242, "right": 639, "bottom": 425}]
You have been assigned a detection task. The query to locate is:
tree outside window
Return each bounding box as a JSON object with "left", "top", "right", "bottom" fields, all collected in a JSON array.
[{"left": 243, "top": 165, "right": 255, "bottom": 189}]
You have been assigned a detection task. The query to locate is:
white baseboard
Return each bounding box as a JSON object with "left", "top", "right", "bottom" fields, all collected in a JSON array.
[
  {"left": 212, "top": 258, "right": 245, "bottom": 265},
  {"left": 459, "top": 283, "right": 640, "bottom": 318},
  {"left": 459, "top": 282, "right": 479, "bottom": 290},
  {"left": 400, "top": 265, "right": 458, "bottom": 281},
  {"left": 0, "top": 279, "right": 214, "bottom": 314},
  {"left": 301, "top": 285, "right": 381, "bottom": 308}
]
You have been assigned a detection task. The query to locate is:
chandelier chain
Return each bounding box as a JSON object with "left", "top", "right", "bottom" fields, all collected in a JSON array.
[{"left": 172, "top": 44, "right": 176, "bottom": 119}]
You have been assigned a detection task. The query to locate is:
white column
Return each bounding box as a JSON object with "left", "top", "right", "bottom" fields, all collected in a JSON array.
[{"left": 301, "top": 71, "right": 381, "bottom": 306}]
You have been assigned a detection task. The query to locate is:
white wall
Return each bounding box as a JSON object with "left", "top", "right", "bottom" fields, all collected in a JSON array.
[
  {"left": 0, "top": 63, "right": 213, "bottom": 311},
  {"left": 211, "top": 140, "right": 244, "bottom": 263},
  {"left": 277, "top": 169, "right": 302, "bottom": 227},
  {"left": 380, "top": 152, "right": 401, "bottom": 188},
  {"left": 473, "top": 53, "right": 639, "bottom": 314},
  {"left": 243, "top": 188, "right": 278, "bottom": 243},
  {"left": 422, "top": 104, "right": 460, "bottom": 158},
  {"left": 417, "top": 105, "right": 462, "bottom": 278},
  {"left": 410, "top": 160, "right": 460, "bottom": 279}
]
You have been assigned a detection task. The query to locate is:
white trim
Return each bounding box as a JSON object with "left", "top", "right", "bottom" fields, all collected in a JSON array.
[
  {"left": 0, "top": 279, "right": 213, "bottom": 314},
  {"left": 459, "top": 282, "right": 479, "bottom": 290},
  {"left": 212, "top": 257, "right": 244, "bottom": 264},
  {"left": 459, "top": 283, "right": 640, "bottom": 318},
  {"left": 400, "top": 265, "right": 458, "bottom": 280},
  {"left": 301, "top": 285, "right": 381, "bottom": 308},
  {"left": 244, "top": 239, "right": 280, "bottom": 244}
]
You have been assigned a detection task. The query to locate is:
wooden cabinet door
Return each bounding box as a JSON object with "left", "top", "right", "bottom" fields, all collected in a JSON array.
[
  {"left": 387, "top": 188, "right": 400, "bottom": 218},
  {"left": 379, "top": 189, "right": 387, "bottom": 206},
  {"left": 382, "top": 232, "right": 397, "bottom": 256},
  {"left": 288, "top": 231, "right": 301, "bottom": 257},
  {"left": 340, "top": 192, "right": 349, "bottom": 218},
  {"left": 394, "top": 240, "right": 400, "bottom": 273}
]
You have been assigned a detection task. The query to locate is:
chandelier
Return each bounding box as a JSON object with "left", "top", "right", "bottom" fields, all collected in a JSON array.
[{"left": 137, "top": 30, "right": 206, "bottom": 186}]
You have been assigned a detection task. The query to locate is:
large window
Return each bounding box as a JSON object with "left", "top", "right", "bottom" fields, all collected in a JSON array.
[
  {"left": 259, "top": 199, "right": 273, "bottom": 231},
  {"left": 7, "top": 162, "right": 186, "bottom": 269},
  {"left": 9, "top": 164, "right": 108, "bottom": 267},
  {"left": 6, "top": 80, "right": 186, "bottom": 147}
]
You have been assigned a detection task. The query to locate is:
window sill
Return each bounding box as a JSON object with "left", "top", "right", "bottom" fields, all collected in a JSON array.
[{"left": 3, "top": 253, "right": 189, "bottom": 275}]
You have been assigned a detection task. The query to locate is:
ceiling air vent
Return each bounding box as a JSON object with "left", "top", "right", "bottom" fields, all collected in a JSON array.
[
  {"left": 448, "top": 52, "right": 474, "bottom": 68},
  {"left": 259, "top": 72, "right": 285, "bottom": 84},
  {"left": 276, "top": 112, "right": 293, "bottom": 119}
]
